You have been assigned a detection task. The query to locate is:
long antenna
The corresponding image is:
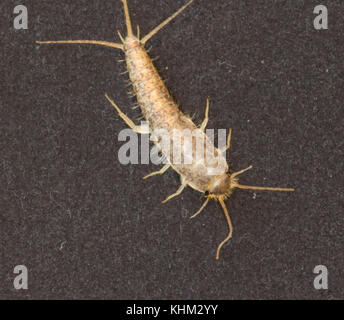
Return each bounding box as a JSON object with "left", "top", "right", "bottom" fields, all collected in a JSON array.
[
  {"left": 36, "top": 40, "right": 123, "bottom": 50},
  {"left": 141, "top": 0, "right": 194, "bottom": 44}
]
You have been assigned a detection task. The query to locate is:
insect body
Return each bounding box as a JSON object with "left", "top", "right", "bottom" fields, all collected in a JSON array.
[{"left": 37, "top": 0, "right": 294, "bottom": 259}]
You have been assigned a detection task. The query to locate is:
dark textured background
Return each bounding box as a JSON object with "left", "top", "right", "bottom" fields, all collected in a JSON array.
[{"left": 0, "top": 0, "right": 343, "bottom": 299}]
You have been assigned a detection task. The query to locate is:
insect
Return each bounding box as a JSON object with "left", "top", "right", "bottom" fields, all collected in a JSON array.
[{"left": 36, "top": 0, "right": 294, "bottom": 259}]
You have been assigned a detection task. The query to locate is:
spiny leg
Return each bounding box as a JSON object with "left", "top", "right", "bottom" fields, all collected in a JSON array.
[
  {"left": 221, "top": 128, "right": 232, "bottom": 153},
  {"left": 36, "top": 40, "right": 123, "bottom": 50},
  {"left": 141, "top": 0, "right": 194, "bottom": 44},
  {"left": 105, "top": 93, "right": 150, "bottom": 134},
  {"left": 216, "top": 197, "right": 233, "bottom": 260},
  {"left": 161, "top": 179, "right": 187, "bottom": 204},
  {"left": 200, "top": 98, "right": 210, "bottom": 131},
  {"left": 143, "top": 164, "right": 170, "bottom": 179}
]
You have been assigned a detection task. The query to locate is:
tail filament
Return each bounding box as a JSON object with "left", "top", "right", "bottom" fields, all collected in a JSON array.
[{"left": 216, "top": 197, "right": 233, "bottom": 260}]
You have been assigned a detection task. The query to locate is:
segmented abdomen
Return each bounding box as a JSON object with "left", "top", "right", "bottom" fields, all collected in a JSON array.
[
  {"left": 125, "top": 38, "right": 179, "bottom": 130},
  {"left": 124, "top": 37, "right": 228, "bottom": 192}
]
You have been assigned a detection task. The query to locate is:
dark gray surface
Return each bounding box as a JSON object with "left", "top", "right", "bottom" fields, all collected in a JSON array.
[{"left": 0, "top": 0, "right": 343, "bottom": 299}]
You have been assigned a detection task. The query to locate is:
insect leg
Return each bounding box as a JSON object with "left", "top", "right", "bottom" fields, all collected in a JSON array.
[
  {"left": 141, "top": 0, "right": 194, "bottom": 45},
  {"left": 105, "top": 93, "right": 150, "bottom": 134},
  {"left": 221, "top": 128, "right": 232, "bottom": 153},
  {"left": 190, "top": 197, "right": 210, "bottom": 219},
  {"left": 161, "top": 179, "right": 187, "bottom": 203},
  {"left": 143, "top": 164, "right": 170, "bottom": 179},
  {"left": 200, "top": 98, "right": 210, "bottom": 131},
  {"left": 36, "top": 40, "right": 123, "bottom": 50}
]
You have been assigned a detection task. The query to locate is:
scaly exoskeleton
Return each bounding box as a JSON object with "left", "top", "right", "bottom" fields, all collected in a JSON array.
[{"left": 36, "top": 0, "right": 294, "bottom": 259}]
